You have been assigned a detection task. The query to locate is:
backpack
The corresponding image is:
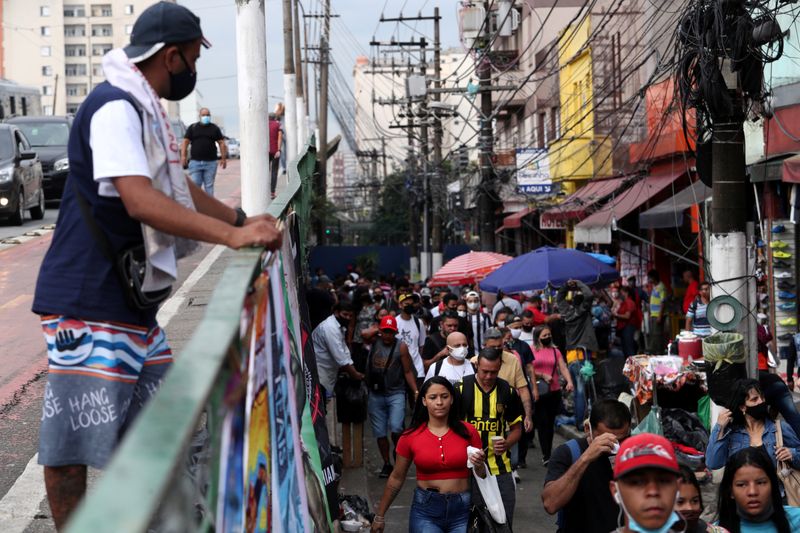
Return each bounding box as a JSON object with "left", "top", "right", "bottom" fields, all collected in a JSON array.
[{"left": 555, "top": 439, "right": 583, "bottom": 531}]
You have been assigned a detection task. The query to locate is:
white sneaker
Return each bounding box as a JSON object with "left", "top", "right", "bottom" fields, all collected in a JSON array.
[
  {"left": 776, "top": 272, "right": 793, "bottom": 279},
  {"left": 513, "top": 471, "right": 521, "bottom": 483}
]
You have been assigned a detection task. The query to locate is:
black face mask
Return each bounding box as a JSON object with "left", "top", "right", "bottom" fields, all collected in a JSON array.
[
  {"left": 336, "top": 315, "right": 349, "bottom": 328},
  {"left": 522, "top": 325, "right": 533, "bottom": 333},
  {"left": 540, "top": 337, "right": 553, "bottom": 346},
  {"left": 402, "top": 304, "right": 415, "bottom": 315},
  {"left": 746, "top": 402, "right": 768, "bottom": 421},
  {"left": 166, "top": 50, "right": 197, "bottom": 101}
]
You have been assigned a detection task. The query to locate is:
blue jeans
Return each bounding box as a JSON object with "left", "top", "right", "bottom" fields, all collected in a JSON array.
[
  {"left": 620, "top": 324, "right": 637, "bottom": 357},
  {"left": 761, "top": 377, "right": 800, "bottom": 437},
  {"left": 188, "top": 159, "right": 218, "bottom": 196},
  {"left": 569, "top": 358, "right": 588, "bottom": 426},
  {"left": 409, "top": 488, "right": 471, "bottom": 533},
  {"left": 367, "top": 391, "right": 405, "bottom": 439}
]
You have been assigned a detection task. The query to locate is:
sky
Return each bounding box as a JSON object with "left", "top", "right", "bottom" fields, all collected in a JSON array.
[{"left": 180, "top": 0, "right": 462, "bottom": 143}]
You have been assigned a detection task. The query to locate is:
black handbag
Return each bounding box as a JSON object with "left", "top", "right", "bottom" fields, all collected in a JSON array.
[
  {"left": 535, "top": 348, "right": 559, "bottom": 398},
  {"left": 468, "top": 504, "right": 513, "bottom": 533},
  {"left": 71, "top": 179, "right": 171, "bottom": 310}
]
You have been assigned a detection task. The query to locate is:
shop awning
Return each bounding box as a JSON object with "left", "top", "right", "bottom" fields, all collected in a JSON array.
[
  {"left": 749, "top": 153, "right": 798, "bottom": 183},
  {"left": 540, "top": 176, "right": 630, "bottom": 224},
  {"left": 495, "top": 206, "right": 536, "bottom": 233},
  {"left": 574, "top": 170, "right": 684, "bottom": 244},
  {"left": 638, "top": 181, "right": 711, "bottom": 229}
]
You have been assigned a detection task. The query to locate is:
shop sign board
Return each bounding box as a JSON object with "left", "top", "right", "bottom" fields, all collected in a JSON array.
[{"left": 516, "top": 148, "right": 552, "bottom": 195}]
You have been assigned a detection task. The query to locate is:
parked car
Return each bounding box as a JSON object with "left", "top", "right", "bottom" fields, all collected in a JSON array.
[
  {"left": 0, "top": 124, "right": 44, "bottom": 225},
  {"left": 7, "top": 116, "right": 71, "bottom": 201},
  {"left": 227, "top": 137, "right": 240, "bottom": 158}
]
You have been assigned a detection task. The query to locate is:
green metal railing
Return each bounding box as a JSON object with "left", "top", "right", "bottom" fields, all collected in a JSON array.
[{"left": 65, "top": 140, "right": 318, "bottom": 532}]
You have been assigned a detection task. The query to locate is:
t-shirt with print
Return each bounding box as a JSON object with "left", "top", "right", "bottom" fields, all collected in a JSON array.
[
  {"left": 33, "top": 82, "right": 159, "bottom": 327},
  {"left": 544, "top": 438, "right": 619, "bottom": 533},
  {"left": 425, "top": 357, "right": 475, "bottom": 385},
  {"left": 396, "top": 314, "right": 426, "bottom": 377},
  {"left": 185, "top": 122, "right": 223, "bottom": 161}
]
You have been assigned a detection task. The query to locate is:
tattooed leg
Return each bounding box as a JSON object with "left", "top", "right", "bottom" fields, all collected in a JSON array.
[{"left": 44, "top": 465, "right": 87, "bottom": 531}]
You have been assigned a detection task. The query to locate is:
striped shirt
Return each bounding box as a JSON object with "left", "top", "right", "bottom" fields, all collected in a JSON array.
[
  {"left": 687, "top": 298, "right": 712, "bottom": 337},
  {"left": 468, "top": 312, "right": 492, "bottom": 353},
  {"left": 649, "top": 282, "right": 667, "bottom": 319},
  {"left": 457, "top": 375, "right": 523, "bottom": 475}
]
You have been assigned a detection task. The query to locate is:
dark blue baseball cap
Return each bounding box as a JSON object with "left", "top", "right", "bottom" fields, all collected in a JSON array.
[{"left": 124, "top": 1, "right": 211, "bottom": 63}]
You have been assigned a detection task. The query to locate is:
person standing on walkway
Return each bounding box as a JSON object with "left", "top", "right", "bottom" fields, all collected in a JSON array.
[
  {"left": 465, "top": 290, "right": 491, "bottom": 354},
  {"left": 311, "top": 302, "right": 365, "bottom": 447},
  {"left": 268, "top": 112, "right": 283, "bottom": 198},
  {"left": 395, "top": 293, "right": 427, "bottom": 389},
  {"left": 366, "top": 315, "right": 419, "bottom": 478},
  {"left": 556, "top": 279, "right": 598, "bottom": 427},
  {"left": 613, "top": 285, "right": 639, "bottom": 357},
  {"left": 646, "top": 270, "right": 668, "bottom": 354},
  {"left": 542, "top": 399, "right": 631, "bottom": 533},
  {"left": 424, "top": 332, "right": 475, "bottom": 385},
  {"left": 181, "top": 107, "right": 227, "bottom": 196},
  {"left": 372, "top": 376, "right": 486, "bottom": 533},
  {"left": 31, "top": 3, "right": 283, "bottom": 529},
  {"left": 685, "top": 281, "right": 712, "bottom": 337},
  {"left": 532, "top": 325, "right": 574, "bottom": 465},
  {"left": 422, "top": 311, "right": 461, "bottom": 372},
  {"left": 458, "top": 348, "right": 523, "bottom": 527}
]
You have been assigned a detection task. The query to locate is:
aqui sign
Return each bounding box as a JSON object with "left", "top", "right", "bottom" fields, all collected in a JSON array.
[{"left": 515, "top": 148, "right": 551, "bottom": 195}]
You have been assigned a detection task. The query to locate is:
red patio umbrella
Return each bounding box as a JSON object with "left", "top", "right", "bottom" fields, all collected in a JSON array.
[{"left": 428, "top": 251, "right": 513, "bottom": 287}]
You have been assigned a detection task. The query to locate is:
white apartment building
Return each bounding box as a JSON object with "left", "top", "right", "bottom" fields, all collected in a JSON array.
[
  {"left": 2, "top": 1, "right": 162, "bottom": 116},
  {"left": 352, "top": 49, "right": 478, "bottom": 174}
]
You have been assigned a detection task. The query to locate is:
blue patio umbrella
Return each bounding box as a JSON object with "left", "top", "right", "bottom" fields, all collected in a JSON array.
[
  {"left": 479, "top": 246, "right": 620, "bottom": 294},
  {"left": 587, "top": 252, "right": 617, "bottom": 265}
]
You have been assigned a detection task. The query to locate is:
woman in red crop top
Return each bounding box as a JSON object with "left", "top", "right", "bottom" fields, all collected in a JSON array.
[{"left": 372, "top": 376, "right": 486, "bottom": 532}]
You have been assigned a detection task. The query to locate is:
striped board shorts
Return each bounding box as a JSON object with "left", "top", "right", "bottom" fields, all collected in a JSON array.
[{"left": 38, "top": 316, "right": 173, "bottom": 468}]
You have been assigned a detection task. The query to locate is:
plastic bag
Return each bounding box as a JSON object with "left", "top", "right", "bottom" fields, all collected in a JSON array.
[
  {"left": 697, "top": 395, "right": 711, "bottom": 431},
  {"left": 335, "top": 378, "right": 368, "bottom": 423},
  {"left": 633, "top": 406, "right": 663, "bottom": 436},
  {"left": 702, "top": 333, "right": 745, "bottom": 370},
  {"left": 468, "top": 504, "right": 512, "bottom": 533},
  {"left": 472, "top": 469, "right": 507, "bottom": 525},
  {"left": 706, "top": 362, "right": 746, "bottom": 408}
]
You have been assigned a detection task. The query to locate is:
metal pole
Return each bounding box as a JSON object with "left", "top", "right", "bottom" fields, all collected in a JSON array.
[
  {"left": 293, "top": 0, "right": 306, "bottom": 151},
  {"left": 235, "top": 0, "right": 269, "bottom": 215},
  {"left": 282, "top": 0, "right": 298, "bottom": 162},
  {"left": 407, "top": 58, "right": 419, "bottom": 278},
  {"left": 478, "top": 1, "right": 496, "bottom": 250},
  {"left": 431, "top": 7, "right": 444, "bottom": 272},
  {"left": 419, "top": 40, "right": 431, "bottom": 280},
  {"left": 317, "top": 0, "right": 330, "bottom": 240}
]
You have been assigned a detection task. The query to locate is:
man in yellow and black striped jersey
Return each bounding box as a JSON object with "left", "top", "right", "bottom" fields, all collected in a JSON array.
[{"left": 457, "top": 347, "right": 523, "bottom": 526}]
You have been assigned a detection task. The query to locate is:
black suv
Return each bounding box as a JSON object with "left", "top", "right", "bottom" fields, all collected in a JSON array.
[
  {"left": 0, "top": 124, "right": 44, "bottom": 225},
  {"left": 7, "top": 116, "right": 71, "bottom": 201}
]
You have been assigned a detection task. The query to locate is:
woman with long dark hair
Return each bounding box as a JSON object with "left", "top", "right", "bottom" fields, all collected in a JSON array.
[
  {"left": 717, "top": 447, "right": 800, "bottom": 532},
  {"left": 706, "top": 379, "right": 800, "bottom": 471},
  {"left": 531, "top": 325, "right": 573, "bottom": 465},
  {"left": 674, "top": 464, "right": 728, "bottom": 532},
  {"left": 371, "top": 376, "right": 486, "bottom": 533}
]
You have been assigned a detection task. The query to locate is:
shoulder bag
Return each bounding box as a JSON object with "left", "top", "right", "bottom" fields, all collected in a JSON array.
[
  {"left": 775, "top": 421, "right": 800, "bottom": 506},
  {"left": 535, "top": 348, "right": 558, "bottom": 398}
]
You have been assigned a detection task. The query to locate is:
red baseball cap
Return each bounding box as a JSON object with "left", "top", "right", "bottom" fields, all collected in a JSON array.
[
  {"left": 380, "top": 315, "right": 398, "bottom": 332},
  {"left": 613, "top": 433, "right": 679, "bottom": 479}
]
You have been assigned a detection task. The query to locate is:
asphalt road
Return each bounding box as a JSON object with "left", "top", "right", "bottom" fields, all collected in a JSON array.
[
  {"left": 0, "top": 207, "right": 59, "bottom": 244},
  {"left": 0, "top": 162, "right": 242, "bottom": 532}
]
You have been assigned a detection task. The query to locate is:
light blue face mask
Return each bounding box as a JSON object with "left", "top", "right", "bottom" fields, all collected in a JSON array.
[
  {"left": 626, "top": 511, "right": 681, "bottom": 533},
  {"left": 200, "top": 115, "right": 211, "bottom": 125}
]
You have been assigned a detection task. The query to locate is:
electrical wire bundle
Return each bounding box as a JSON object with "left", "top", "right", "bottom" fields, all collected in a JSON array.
[{"left": 675, "top": 0, "right": 784, "bottom": 145}]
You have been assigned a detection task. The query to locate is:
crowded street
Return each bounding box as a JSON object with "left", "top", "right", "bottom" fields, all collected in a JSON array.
[{"left": 3, "top": 0, "right": 800, "bottom": 532}]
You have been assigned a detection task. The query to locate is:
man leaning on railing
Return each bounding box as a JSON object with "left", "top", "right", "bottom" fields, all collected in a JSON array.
[{"left": 29, "top": 3, "right": 282, "bottom": 530}]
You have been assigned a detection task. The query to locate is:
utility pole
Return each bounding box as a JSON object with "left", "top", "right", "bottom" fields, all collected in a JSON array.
[
  {"left": 709, "top": 66, "right": 751, "bottom": 371},
  {"left": 293, "top": 0, "right": 307, "bottom": 151},
  {"left": 235, "top": 0, "right": 269, "bottom": 215},
  {"left": 407, "top": 58, "right": 420, "bottom": 278},
  {"left": 478, "top": 1, "right": 496, "bottom": 250},
  {"left": 431, "top": 7, "right": 444, "bottom": 273},
  {"left": 317, "top": 0, "right": 331, "bottom": 242},
  {"left": 419, "top": 40, "right": 431, "bottom": 280},
  {"left": 282, "top": 0, "right": 298, "bottom": 164}
]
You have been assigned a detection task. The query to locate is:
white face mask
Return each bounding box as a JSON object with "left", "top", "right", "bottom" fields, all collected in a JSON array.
[
  {"left": 497, "top": 320, "right": 505, "bottom": 328},
  {"left": 449, "top": 346, "right": 468, "bottom": 361},
  {"left": 458, "top": 310, "right": 467, "bottom": 318},
  {"left": 467, "top": 301, "right": 480, "bottom": 311},
  {"left": 510, "top": 328, "right": 522, "bottom": 340}
]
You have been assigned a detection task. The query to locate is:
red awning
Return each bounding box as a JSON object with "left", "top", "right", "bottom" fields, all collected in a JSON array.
[
  {"left": 784, "top": 154, "right": 800, "bottom": 183},
  {"left": 495, "top": 206, "right": 536, "bottom": 233},
  {"left": 574, "top": 170, "right": 684, "bottom": 244},
  {"left": 540, "top": 176, "right": 630, "bottom": 224}
]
